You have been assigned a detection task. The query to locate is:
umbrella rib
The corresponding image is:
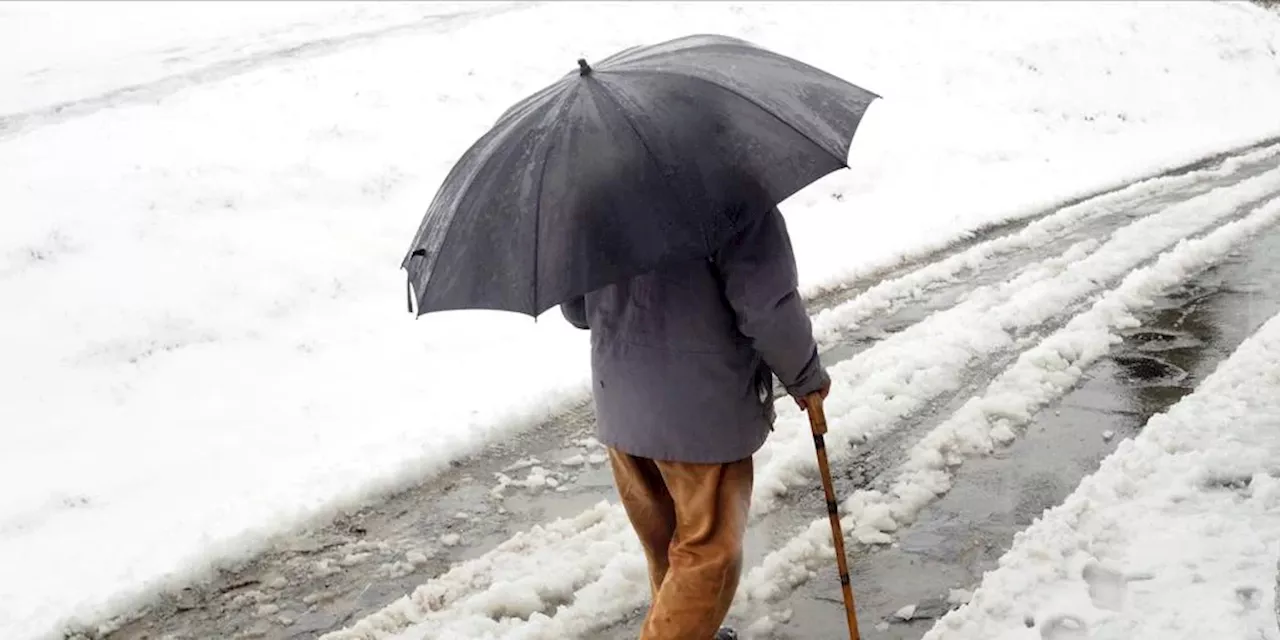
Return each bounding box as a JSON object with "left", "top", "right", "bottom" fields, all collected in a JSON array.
[
  {"left": 403, "top": 124, "right": 517, "bottom": 314},
  {"left": 620, "top": 68, "right": 850, "bottom": 169},
  {"left": 530, "top": 92, "right": 579, "bottom": 313},
  {"left": 408, "top": 90, "right": 573, "bottom": 315},
  {"left": 589, "top": 79, "right": 709, "bottom": 254}
]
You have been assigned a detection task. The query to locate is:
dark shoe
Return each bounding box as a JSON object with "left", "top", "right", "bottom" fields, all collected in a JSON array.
[{"left": 714, "top": 629, "right": 738, "bottom": 640}]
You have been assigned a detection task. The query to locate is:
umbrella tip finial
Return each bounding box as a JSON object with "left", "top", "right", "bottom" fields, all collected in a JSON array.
[{"left": 577, "top": 58, "right": 592, "bottom": 76}]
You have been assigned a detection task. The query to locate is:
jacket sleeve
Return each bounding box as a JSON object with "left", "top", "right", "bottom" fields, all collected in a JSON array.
[
  {"left": 560, "top": 296, "right": 589, "bottom": 330},
  {"left": 714, "top": 207, "right": 829, "bottom": 396}
]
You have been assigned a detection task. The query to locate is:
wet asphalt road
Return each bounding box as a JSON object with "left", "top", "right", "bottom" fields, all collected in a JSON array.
[{"left": 99, "top": 145, "right": 1280, "bottom": 640}]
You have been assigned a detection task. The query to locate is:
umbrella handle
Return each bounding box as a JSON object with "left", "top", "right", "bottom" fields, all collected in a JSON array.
[{"left": 806, "top": 392, "right": 862, "bottom": 640}]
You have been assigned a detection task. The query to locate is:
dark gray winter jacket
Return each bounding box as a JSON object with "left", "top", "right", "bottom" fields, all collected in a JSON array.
[{"left": 561, "top": 206, "right": 828, "bottom": 463}]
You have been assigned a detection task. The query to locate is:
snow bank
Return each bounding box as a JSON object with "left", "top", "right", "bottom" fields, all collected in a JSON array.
[
  {"left": 922, "top": 306, "right": 1280, "bottom": 640},
  {"left": 5, "top": 1, "right": 1280, "bottom": 638}
]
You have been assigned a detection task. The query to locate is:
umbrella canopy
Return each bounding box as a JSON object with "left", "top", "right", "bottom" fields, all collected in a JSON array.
[{"left": 403, "top": 34, "right": 878, "bottom": 317}]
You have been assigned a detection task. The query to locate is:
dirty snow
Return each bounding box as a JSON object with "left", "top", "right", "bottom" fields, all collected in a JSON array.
[
  {"left": 923, "top": 307, "right": 1280, "bottom": 640},
  {"left": 6, "top": 1, "right": 1280, "bottom": 638}
]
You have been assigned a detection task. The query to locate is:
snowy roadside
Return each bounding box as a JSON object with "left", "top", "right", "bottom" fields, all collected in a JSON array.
[
  {"left": 922, "top": 308, "right": 1280, "bottom": 640},
  {"left": 806, "top": 142, "right": 1280, "bottom": 347}
]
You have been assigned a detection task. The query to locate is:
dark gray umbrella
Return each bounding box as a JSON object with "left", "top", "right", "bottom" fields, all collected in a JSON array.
[{"left": 402, "top": 34, "right": 879, "bottom": 317}]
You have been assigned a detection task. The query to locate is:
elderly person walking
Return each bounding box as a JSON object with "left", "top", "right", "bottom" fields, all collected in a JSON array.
[{"left": 561, "top": 205, "right": 830, "bottom": 640}]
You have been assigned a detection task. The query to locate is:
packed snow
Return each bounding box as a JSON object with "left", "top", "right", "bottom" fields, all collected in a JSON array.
[
  {"left": 923, "top": 307, "right": 1280, "bottom": 640},
  {"left": 5, "top": 1, "right": 1280, "bottom": 638}
]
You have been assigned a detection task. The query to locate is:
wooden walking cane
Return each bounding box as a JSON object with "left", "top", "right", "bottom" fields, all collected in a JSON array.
[{"left": 805, "top": 392, "right": 862, "bottom": 640}]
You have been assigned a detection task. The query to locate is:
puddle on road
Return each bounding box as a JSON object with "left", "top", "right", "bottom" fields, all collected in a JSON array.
[
  {"left": 1111, "top": 353, "right": 1189, "bottom": 386},
  {"left": 771, "top": 223, "right": 1280, "bottom": 640}
]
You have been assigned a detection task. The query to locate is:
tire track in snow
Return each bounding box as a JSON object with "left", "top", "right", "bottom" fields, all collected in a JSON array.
[
  {"left": 321, "top": 159, "right": 1280, "bottom": 640},
  {"left": 798, "top": 140, "right": 1280, "bottom": 404},
  {"left": 0, "top": 4, "right": 525, "bottom": 140},
  {"left": 735, "top": 196, "right": 1280, "bottom": 633}
]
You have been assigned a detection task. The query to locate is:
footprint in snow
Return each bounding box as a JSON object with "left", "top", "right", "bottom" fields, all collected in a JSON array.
[
  {"left": 1038, "top": 613, "right": 1090, "bottom": 640},
  {"left": 1083, "top": 560, "right": 1129, "bottom": 612}
]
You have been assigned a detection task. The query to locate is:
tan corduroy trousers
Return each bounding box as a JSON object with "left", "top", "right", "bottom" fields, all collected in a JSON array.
[{"left": 607, "top": 448, "right": 754, "bottom": 640}]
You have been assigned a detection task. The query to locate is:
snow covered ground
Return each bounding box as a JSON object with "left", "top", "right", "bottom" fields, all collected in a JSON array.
[
  {"left": 924, "top": 308, "right": 1280, "bottom": 640},
  {"left": 4, "top": 1, "right": 1280, "bottom": 639}
]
